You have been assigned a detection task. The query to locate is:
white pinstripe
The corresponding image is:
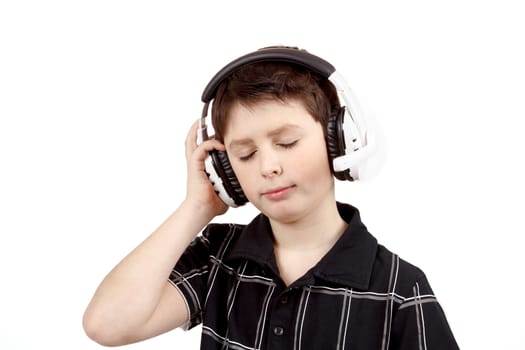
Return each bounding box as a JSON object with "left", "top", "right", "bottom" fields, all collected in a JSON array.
[
  {"left": 293, "top": 288, "right": 307, "bottom": 350},
  {"left": 294, "top": 286, "right": 311, "bottom": 350},
  {"left": 307, "top": 285, "right": 406, "bottom": 303},
  {"left": 416, "top": 282, "right": 428, "bottom": 350},
  {"left": 210, "top": 256, "right": 275, "bottom": 286},
  {"left": 202, "top": 326, "right": 256, "bottom": 350},
  {"left": 221, "top": 262, "right": 250, "bottom": 350},
  {"left": 381, "top": 254, "right": 399, "bottom": 350},
  {"left": 171, "top": 269, "right": 202, "bottom": 311},
  {"left": 336, "top": 289, "right": 349, "bottom": 349},
  {"left": 341, "top": 288, "right": 353, "bottom": 349},
  {"left": 399, "top": 295, "right": 438, "bottom": 309},
  {"left": 227, "top": 261, "right": 248, "bottom": 319},
  {"left": 205, "top": 225, "right": 237, "bottom": 305},
  {"left": 254, "top": 284, "right": 275, "bottom": 350}
]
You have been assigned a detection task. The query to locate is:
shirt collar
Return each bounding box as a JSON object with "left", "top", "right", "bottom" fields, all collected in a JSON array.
[{"left": 224, "top": 202, "right": 378, "bottom": 290}]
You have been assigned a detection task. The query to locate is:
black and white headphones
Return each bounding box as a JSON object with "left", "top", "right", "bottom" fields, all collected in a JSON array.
[{"left": 197, "top": 46, "right": 382, "bottom": 207}]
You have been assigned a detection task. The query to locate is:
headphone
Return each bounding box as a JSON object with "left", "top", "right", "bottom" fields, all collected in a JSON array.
[{"left": 197, "top": 46, "right": 381, "bottom": 207}]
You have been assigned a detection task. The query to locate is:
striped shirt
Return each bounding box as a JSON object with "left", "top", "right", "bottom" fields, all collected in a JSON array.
[{"left": 169, "top": 203, "right": 459, "bottom": 349}]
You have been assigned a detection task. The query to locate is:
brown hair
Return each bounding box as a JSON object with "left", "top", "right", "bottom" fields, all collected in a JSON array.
[{"left": 211, "top": 62, "right": 340, "bottom": 142}]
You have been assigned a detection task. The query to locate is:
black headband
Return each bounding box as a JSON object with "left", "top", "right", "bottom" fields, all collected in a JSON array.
[{"left": 201, "top": 47, "right": 336, "bottom": 103}]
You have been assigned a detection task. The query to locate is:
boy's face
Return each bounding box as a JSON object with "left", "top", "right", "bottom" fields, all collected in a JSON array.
[{"left": 223, "top": 99, "right": 335, "bottom": 223}]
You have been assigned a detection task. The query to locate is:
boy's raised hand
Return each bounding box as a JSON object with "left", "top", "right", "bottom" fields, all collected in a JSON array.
[{"left": 184, "top": 120, "right": 228, "bottom": 219}]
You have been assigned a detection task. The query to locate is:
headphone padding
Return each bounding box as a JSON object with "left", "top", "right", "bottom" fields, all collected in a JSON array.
[
  {"left": 326, "top": 108, "right": 354, "bottom": 181},
  {"left": 210, "top": 150, "right": 248, "bottom": 206}
]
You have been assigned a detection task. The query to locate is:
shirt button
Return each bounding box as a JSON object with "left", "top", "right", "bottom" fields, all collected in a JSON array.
[
  {"left": 280, "top": 296, "right": 288, "bottom": 304},
  {"left": 273, "top": 326, "right": 284, "bottom": 336}
]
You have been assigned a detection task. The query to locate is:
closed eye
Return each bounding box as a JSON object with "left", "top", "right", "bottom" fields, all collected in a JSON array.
[
  {"left": 239, "top": 151, "right": 256, "bottom": 162},
  {"left": 278, "top": 140, "right": 298, "bottom": 149},
  {"left": 237, "top": 140, "right": 297, "bottom": 161}
]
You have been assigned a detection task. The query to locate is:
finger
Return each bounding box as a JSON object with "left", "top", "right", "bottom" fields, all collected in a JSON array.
[
  {"left": 185, "top": 119, "right": 199, "bottom": 147},
  {"left": 192, "top": 139, "right": 226, "bottom": 162},
  {"left": 185, "top": 120, "right": 200, "bottom": 161}
]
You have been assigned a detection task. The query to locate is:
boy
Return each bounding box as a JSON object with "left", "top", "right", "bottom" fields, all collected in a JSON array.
[{"left": 83, "top": 46, "right": 459, "bottom": 349}]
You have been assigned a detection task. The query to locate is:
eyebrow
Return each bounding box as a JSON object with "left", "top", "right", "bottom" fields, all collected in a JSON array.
[{"left": 228, "top": 124, "right": 302, "bottom": 149}]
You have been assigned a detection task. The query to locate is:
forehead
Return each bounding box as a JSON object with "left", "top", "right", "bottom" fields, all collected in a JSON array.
[{"left": 223, "top": 99, "right": 317, "bottom": 141}]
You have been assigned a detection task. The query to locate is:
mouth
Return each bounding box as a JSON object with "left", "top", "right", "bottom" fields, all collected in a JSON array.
[{"left": 262, "top": 185, "right": 296, "bottom": 200}]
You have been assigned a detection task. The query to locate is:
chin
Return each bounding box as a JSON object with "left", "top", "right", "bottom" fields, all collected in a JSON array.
[{"left": 255, "top": 200, "right": 306, "bottom": 224}]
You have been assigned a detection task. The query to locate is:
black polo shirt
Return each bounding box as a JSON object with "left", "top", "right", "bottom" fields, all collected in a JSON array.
[{"left": 169, "top": 203, "right": 459, "bottom": 349}]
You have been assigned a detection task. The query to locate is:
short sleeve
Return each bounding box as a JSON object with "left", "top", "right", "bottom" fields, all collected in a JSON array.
[
  {"left": 390, "top": 274, "right": 460, "bottom": 350},
  {"left": 168, "top": 223, "right": 238, "bottom": 330}
]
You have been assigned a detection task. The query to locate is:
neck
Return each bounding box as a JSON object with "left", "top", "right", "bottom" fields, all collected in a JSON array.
[{"left": 269, "top": 199, "right": 347, "bottom": 252}]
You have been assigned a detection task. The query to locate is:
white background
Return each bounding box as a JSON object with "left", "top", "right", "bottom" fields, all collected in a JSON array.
[{"left": 1, "top": 1, "right": 524, "bottom": 349}]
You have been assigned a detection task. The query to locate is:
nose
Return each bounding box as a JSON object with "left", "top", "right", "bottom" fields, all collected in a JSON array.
[{"left": 259, "top": 148, "right": 282, "bottom": 178}]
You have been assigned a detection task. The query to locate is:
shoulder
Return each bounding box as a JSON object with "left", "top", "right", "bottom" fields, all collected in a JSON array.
[
  {"left": 175, "top": 222, "right": 246, "bottom": 271},
  {"left": 375, "top": 247, "right": 460, "bottom": 348},
  {"left": 203, "top": 222, "right": 246, "bottom": 240},
  {"left": 371, "top": 244, "right": 432, "bottom": 299},
  {"left": 197, "top": 222, "right": 246, "bottom": 255}
]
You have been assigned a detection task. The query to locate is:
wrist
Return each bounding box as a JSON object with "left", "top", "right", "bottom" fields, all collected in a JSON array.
[{"left": 179, "top": 198, "right": 217, "bottom": 225}]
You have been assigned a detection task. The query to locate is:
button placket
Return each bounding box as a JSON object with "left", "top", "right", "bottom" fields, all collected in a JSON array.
[{"left": 267, "top": 289, "right": 294, "bottom": 348}]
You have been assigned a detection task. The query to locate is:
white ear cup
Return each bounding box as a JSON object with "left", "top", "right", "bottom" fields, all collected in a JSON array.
[
  {"left": 197, "top": 117, "right": 242, "bottom": 208},
  {"left": 196, "top": 119, "right": 240, "bottom": 208},
  {"left": 203, "top": 155, "right": 239, "bottom": 207},
  {"left": 361, "top": 109, "right": 387, "bottom": 181},
  {"left": 329, "top": 72, "right": 386, "bottom": 181}
]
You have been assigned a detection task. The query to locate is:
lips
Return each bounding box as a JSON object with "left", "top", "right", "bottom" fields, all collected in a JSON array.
[{"left": 262, "top": 185, "right": 296, "bottom": 200}]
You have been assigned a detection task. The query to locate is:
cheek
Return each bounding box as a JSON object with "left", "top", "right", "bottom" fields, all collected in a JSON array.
[
  {"left": 303, "top": 143, "right": 332, "bottom": 175},
  {"left": 229, "top": 160, "right": 255, "bottom": 192},
  {"left": 286, "top": 145, "right": 332, "bottom": 190}
]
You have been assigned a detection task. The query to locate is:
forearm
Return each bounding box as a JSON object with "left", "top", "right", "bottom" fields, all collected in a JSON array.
[
  {"left": 83, "top": 200, "right": 212, "bottom": 336},
  {"left": 84, "top": 120, "right": 230, "bottom": 345}
]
